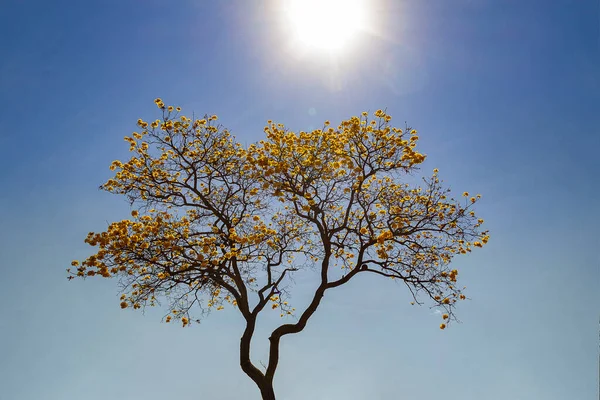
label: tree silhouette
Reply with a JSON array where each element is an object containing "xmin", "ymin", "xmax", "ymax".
[{"xmin": 69, "ymin": 99, "xmax": 489, "ymax": 400}]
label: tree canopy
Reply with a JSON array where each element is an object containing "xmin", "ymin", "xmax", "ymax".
[{"xmin": 69, "ymin": 99, "xmax": 489, "ymax": 399}]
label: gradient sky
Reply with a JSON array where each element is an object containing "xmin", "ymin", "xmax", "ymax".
[{"xmin": 1, "ymin": 0, "xmax": 599, "ymax": 399}]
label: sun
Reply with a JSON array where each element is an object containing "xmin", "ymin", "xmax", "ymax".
[{"xmin": 284, "ymin": 0, "xmax": 367, "ymax": 52}]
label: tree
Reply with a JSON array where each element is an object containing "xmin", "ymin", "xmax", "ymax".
[{"xmin": 69, "ymin": 99, "xmax": 489, "ymax": 400}]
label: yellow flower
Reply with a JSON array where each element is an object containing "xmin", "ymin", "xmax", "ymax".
[
  {"xmin": 131, "ymin": 210, "xmax": 139, "ymax": 218},
  {"xmin": 154, "ymin": 98, "xmax": 162, "ymax": 104},
  {"xmin": 181, "ymin": 317, "xmax": 189, "ymax": 326},
  {"xmin": 165, "ymin": 316, "xmax": 172, "ymax": 323},
  {"xmin": 440, "ymin": 323, "xmax": 446, "ymax": 330},
  {"xmin": 442, "ymin": 314, "xmax": 449, "ymax": 320},
  {"xmin": 462, "ymin": 192, "xmax": 469, "ymax": 197},
  {"xmin": 71, "ymin": 260, "xmax": 79, "ymax": 266},
  {"xmin": 360, "ymin": 227, "xmax": 368, "ymax": 234},
  {"xmin": 120, "ymin": 301, "xmax": 128, "ymax": 309},
  {"xmin": 272, "ymin": 303, "xmax": 278, "ymax": 309}
]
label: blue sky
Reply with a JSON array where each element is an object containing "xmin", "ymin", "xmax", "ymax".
[{"xmin": 1, "ymin": 0, "xmax": 599, "ymax": 399}]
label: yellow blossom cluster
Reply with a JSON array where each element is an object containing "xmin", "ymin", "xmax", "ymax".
[{"xmin": 69, "ymin": 100, "xmax": 489, "ymax": 329}]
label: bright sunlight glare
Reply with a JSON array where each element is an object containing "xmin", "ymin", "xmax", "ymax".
[{"xmin": 285, "ymin": 0, "xmax": 367, "ymax": 52}]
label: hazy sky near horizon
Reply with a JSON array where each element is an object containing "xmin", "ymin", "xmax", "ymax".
[{"xmin": 1, "ymin": 0, "xmax": 599, "ymax": 399}]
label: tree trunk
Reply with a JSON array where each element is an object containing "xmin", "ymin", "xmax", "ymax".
[
  {"xmin": 259, "ymin": 381, "xmax": 276, "ymax": 400},
  {"xmin": 240, "ymin": 316, "xmax": 277, "ymax": 400}
]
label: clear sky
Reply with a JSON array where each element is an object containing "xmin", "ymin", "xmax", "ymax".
[{"xmin": 1, "ymin": 0, "xmax": 599, "ymax": 399}]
